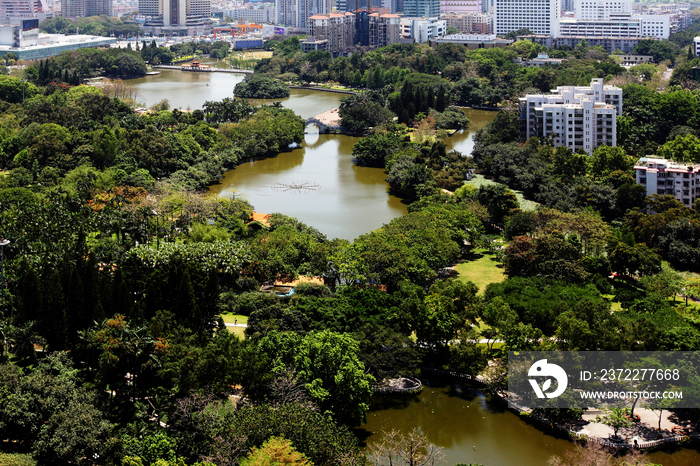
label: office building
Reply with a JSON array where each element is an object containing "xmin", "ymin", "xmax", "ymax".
[
  {"xmin": 559, "ymin": 13, "xmax": 669, "ymax": 40},
  {"xmin": 635, "ymin": 156, "xmax": 700, "ymax": 207},
  {"xmin": 430, "ymin": 32, "xmax": 511, "ymax": 49},
  {"xmin": 62, "ymin": 0, "xmax": 112, "ymax": 17},
  {"xmin": 354, "ymin": 9, "xmax": 369, "ymax": 45},
  {"xmin": 140, "ymin": 0, "xmax": 210, "ymax": 33},
  {"xmin": 400, "ymin": 17, "xmax": 445, "ymax": 43},
  {"xmin": 495, "ymin": 0, "xmax": 560, "ymax": 36},
  {"xmin": 404, "ymin": 0, "xmax": 439, "ymax": 19},
  {"xmin": 307, "ymin": 12, "xmax": 356, "ymax": 50},
  {"xmin": 1, "ymin": 0, "xmax": 52, "ymax": 23},
  {"xmin": 638, "ymin": 15, "xmax": 670, "ymax": 39},
  {"xmin": 368, "ymin": 12, "xmax": 400, "ymax": 47},
  {"xmin": 519, "ymin": 78, "xmax": 621, "ymax": 154},
  {"xmin": 574, "ymin": 0, "xmax": 631, "ymax": 20},
  {"xmin": 222, "ymin": 5, "xmax": 275, "ymax": 23},
  {"xmin": 519, "ymin": 34, "xmax": 643, "ymax": 52},
  {"xmin": 439, "ymin": 0, "xmax": 479, "ymax": 14}
]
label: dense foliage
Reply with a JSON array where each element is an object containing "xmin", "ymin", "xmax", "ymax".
[
  {"xmin": 3, "ymin": 26, "xmax": 700, "ymax": 464},
  {"xmin": 234, "ymin": 74, "xmax": 290, "ymax": 99}
]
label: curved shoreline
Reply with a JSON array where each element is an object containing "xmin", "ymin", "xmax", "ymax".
[{"xmin": 418, "ymin": 367, "xmax": 696, "ymax": 453}]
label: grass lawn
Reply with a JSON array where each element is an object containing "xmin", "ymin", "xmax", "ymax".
[
  {"xmin": 464, "ymin": 174, "xmax": 539, "ymax": 211},
  {"xmin": 452, "ymin": 248, "xmax": 506, "ymax": 294},
  {"xmin": 232, "ymin": 51, "xmax": 273, "ymax": 59},
  {"xmin": 227, "ymin": 326, "xmax": 246, "ymax": 339},
  {"xmin": 221, "ymin": 314, "xmax": 248, "ymax": 325}
]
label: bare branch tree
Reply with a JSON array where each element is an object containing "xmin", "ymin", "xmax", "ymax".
[{"xmin": 370, "ymin": 429, "xmax": 444, "ymax": 466}]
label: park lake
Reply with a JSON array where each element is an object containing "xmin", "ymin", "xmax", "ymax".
[{"xmin": 128, "ymin": 68, "xmax": 700, "ymax": 465}]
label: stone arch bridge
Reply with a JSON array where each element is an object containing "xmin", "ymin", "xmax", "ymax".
[{"xmin": 305, "ymin": 108, "xmax": 346, "ymax": 133}]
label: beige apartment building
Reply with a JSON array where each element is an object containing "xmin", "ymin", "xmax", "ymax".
[
  {"xmin": 440, "ymin": 12, "xmax": 492, "ymax": 33},
  {"xmin": 307, "ymin": 12, "xmax": 356, "ymax": 51}
]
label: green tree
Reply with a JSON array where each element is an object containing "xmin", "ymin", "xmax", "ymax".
[
  {"xmin": 417, "ymin": 279, "xmax": 479, "ymax": 347},
  {"xmin": 235, "ymin": 75, "xmax": 290, "ymax": 99},
  {"xmin": 257, "ymin": 330, "xmax": 375, "ymax": 423},
  {"xmin": 658, "ymin": 134, "xmax": 700, "ymax": 163},
  {"xmin": 595, "ymin": 407, "xmax": 632, "ymax": 437}
]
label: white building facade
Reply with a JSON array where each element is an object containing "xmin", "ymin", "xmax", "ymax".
[
  {"xmin": 559, "ymin": 13, "xmax": 669, "ymax": 39},
  {"xmin": 400, "ymin": 17, "xmax": 446, "ymax": 42},
  {"xmin": 635, "ymin": 157, "xmax": 700, "ymax": 207},
  {"xmin": 519, "ymin": 78, "xmax": 621, "ymax": 155},
  {"xmin": 574, "ymin": 0, "xmax": 631, "ymax": 20},
  {"xmin": 494, "ymin": 0, "xmax": 560, "ymax": 36}
]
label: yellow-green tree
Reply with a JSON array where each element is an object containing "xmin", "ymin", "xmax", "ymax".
[{"xmin": 240, "ymin": 437, "xmax": 312, "ymax": 466}]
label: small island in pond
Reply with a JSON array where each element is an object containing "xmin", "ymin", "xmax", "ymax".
[{"xmin": 234, "ymin": 74, "xmax": 290, "ymax": 99}]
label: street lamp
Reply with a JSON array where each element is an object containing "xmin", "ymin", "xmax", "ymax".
[{"xmin": 0, "ymin": 239, "xmax": 9, "ymax": 316}]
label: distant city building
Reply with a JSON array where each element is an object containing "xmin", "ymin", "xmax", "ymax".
[
  {"xmin": 61, "ymin": 0, "xmax": 112, "ymax": 18},
  {"xmin": 140, "ymin": 0, "xmax": 210, "ymax": 34},
  {"xmin": 519, "ymin": 78, "xmax": 621, "ymax": 155},
  {"xmin": 614, "ymin": 53, "xmax": 654, "ymax": 64},
  {"xmin": 0, "ymin": 25, "xmax": 115, "ymax": 58},
  {"xmin": 494, "ymin": 0, "xmax": 560, "ymax": 36},
  {"xmin": 440, "ymin": 12, "xmax": 491, "ymax": 33},
  {"xmin": 635, "ymin": 156, "xmax": 700, "ymax": 207},
  {"xmin": 307, "ymin": 12, "xmax": 355, "ymax": 51},
  {"xmin": 1, "ymin": 0, "xmax": 52, "ymax": 23},
  {"xmin": 275, "ymin": 0, "xmax": 331, "ymax": 31},
  {"xmin": 513, "ymin": 53, "xmax": 567, "ymax": 67},
  {"xmin": 574, "ymin": 0, "xmax": 631, "ymax": 20},
  {"xmin": 222, "ymin": 5, "xmax": 274, "ymax": 23},
  {"xmin": 400, "ymin": 17, "xmax": 445, "ymax": 43},
  {"xmin": 300, "ymin": 36, "xmax": 328, "ymax": 51},
  {"xmin": 353, "ymin": 9, "xmax": 369, "ymax": 46},
  {"xmin": 519, "ymin": 33, "xmax": 645, "ymax": 53},
  {"xmin": 430, "ymin": 32, "xmax": 511, "ymax": 49},
  {"xmin": 404, "ymin": 0, "xmax": 439, "ymax": 19},
  {"xmin": 368, "ymin": 11, "xmax": 400, "ymax": 47},
  {"xmin": 439, "ymin": 0, "xmax": 479, "ymax": 14},
  {"xmin": 558, "ymin": 14, "xmax": 669, "ymax": 40}
]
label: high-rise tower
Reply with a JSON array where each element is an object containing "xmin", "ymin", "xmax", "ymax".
[{"xmin": 404, "ymin": 0, "xmax": 439, "ymax": 18}]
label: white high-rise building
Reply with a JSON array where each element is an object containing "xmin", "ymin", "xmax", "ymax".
[
  {"xmin": 574, "ymin": 0, "xmax": 631, "ymax": 20},
  {"xmin": 519, "ymin": 78, "xmax": 622, "ymax": 155},
  {"xmin": 638, "ymin": 15, "xmax": 670, "ymax": 39},
  {"xmin": 275, "ymin": 0, "xmax": 331, "ymax": 30},
  {"xmin": 494, "ymin": 0, "xmax": 560, "ymax": 36},
  {"xmin": 559, "ymin": 12, "xmax": 670, "ymax": 39},
  {"xmin": 400, "ymin": 17, "xmax": 446, "ymax": 42}
]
